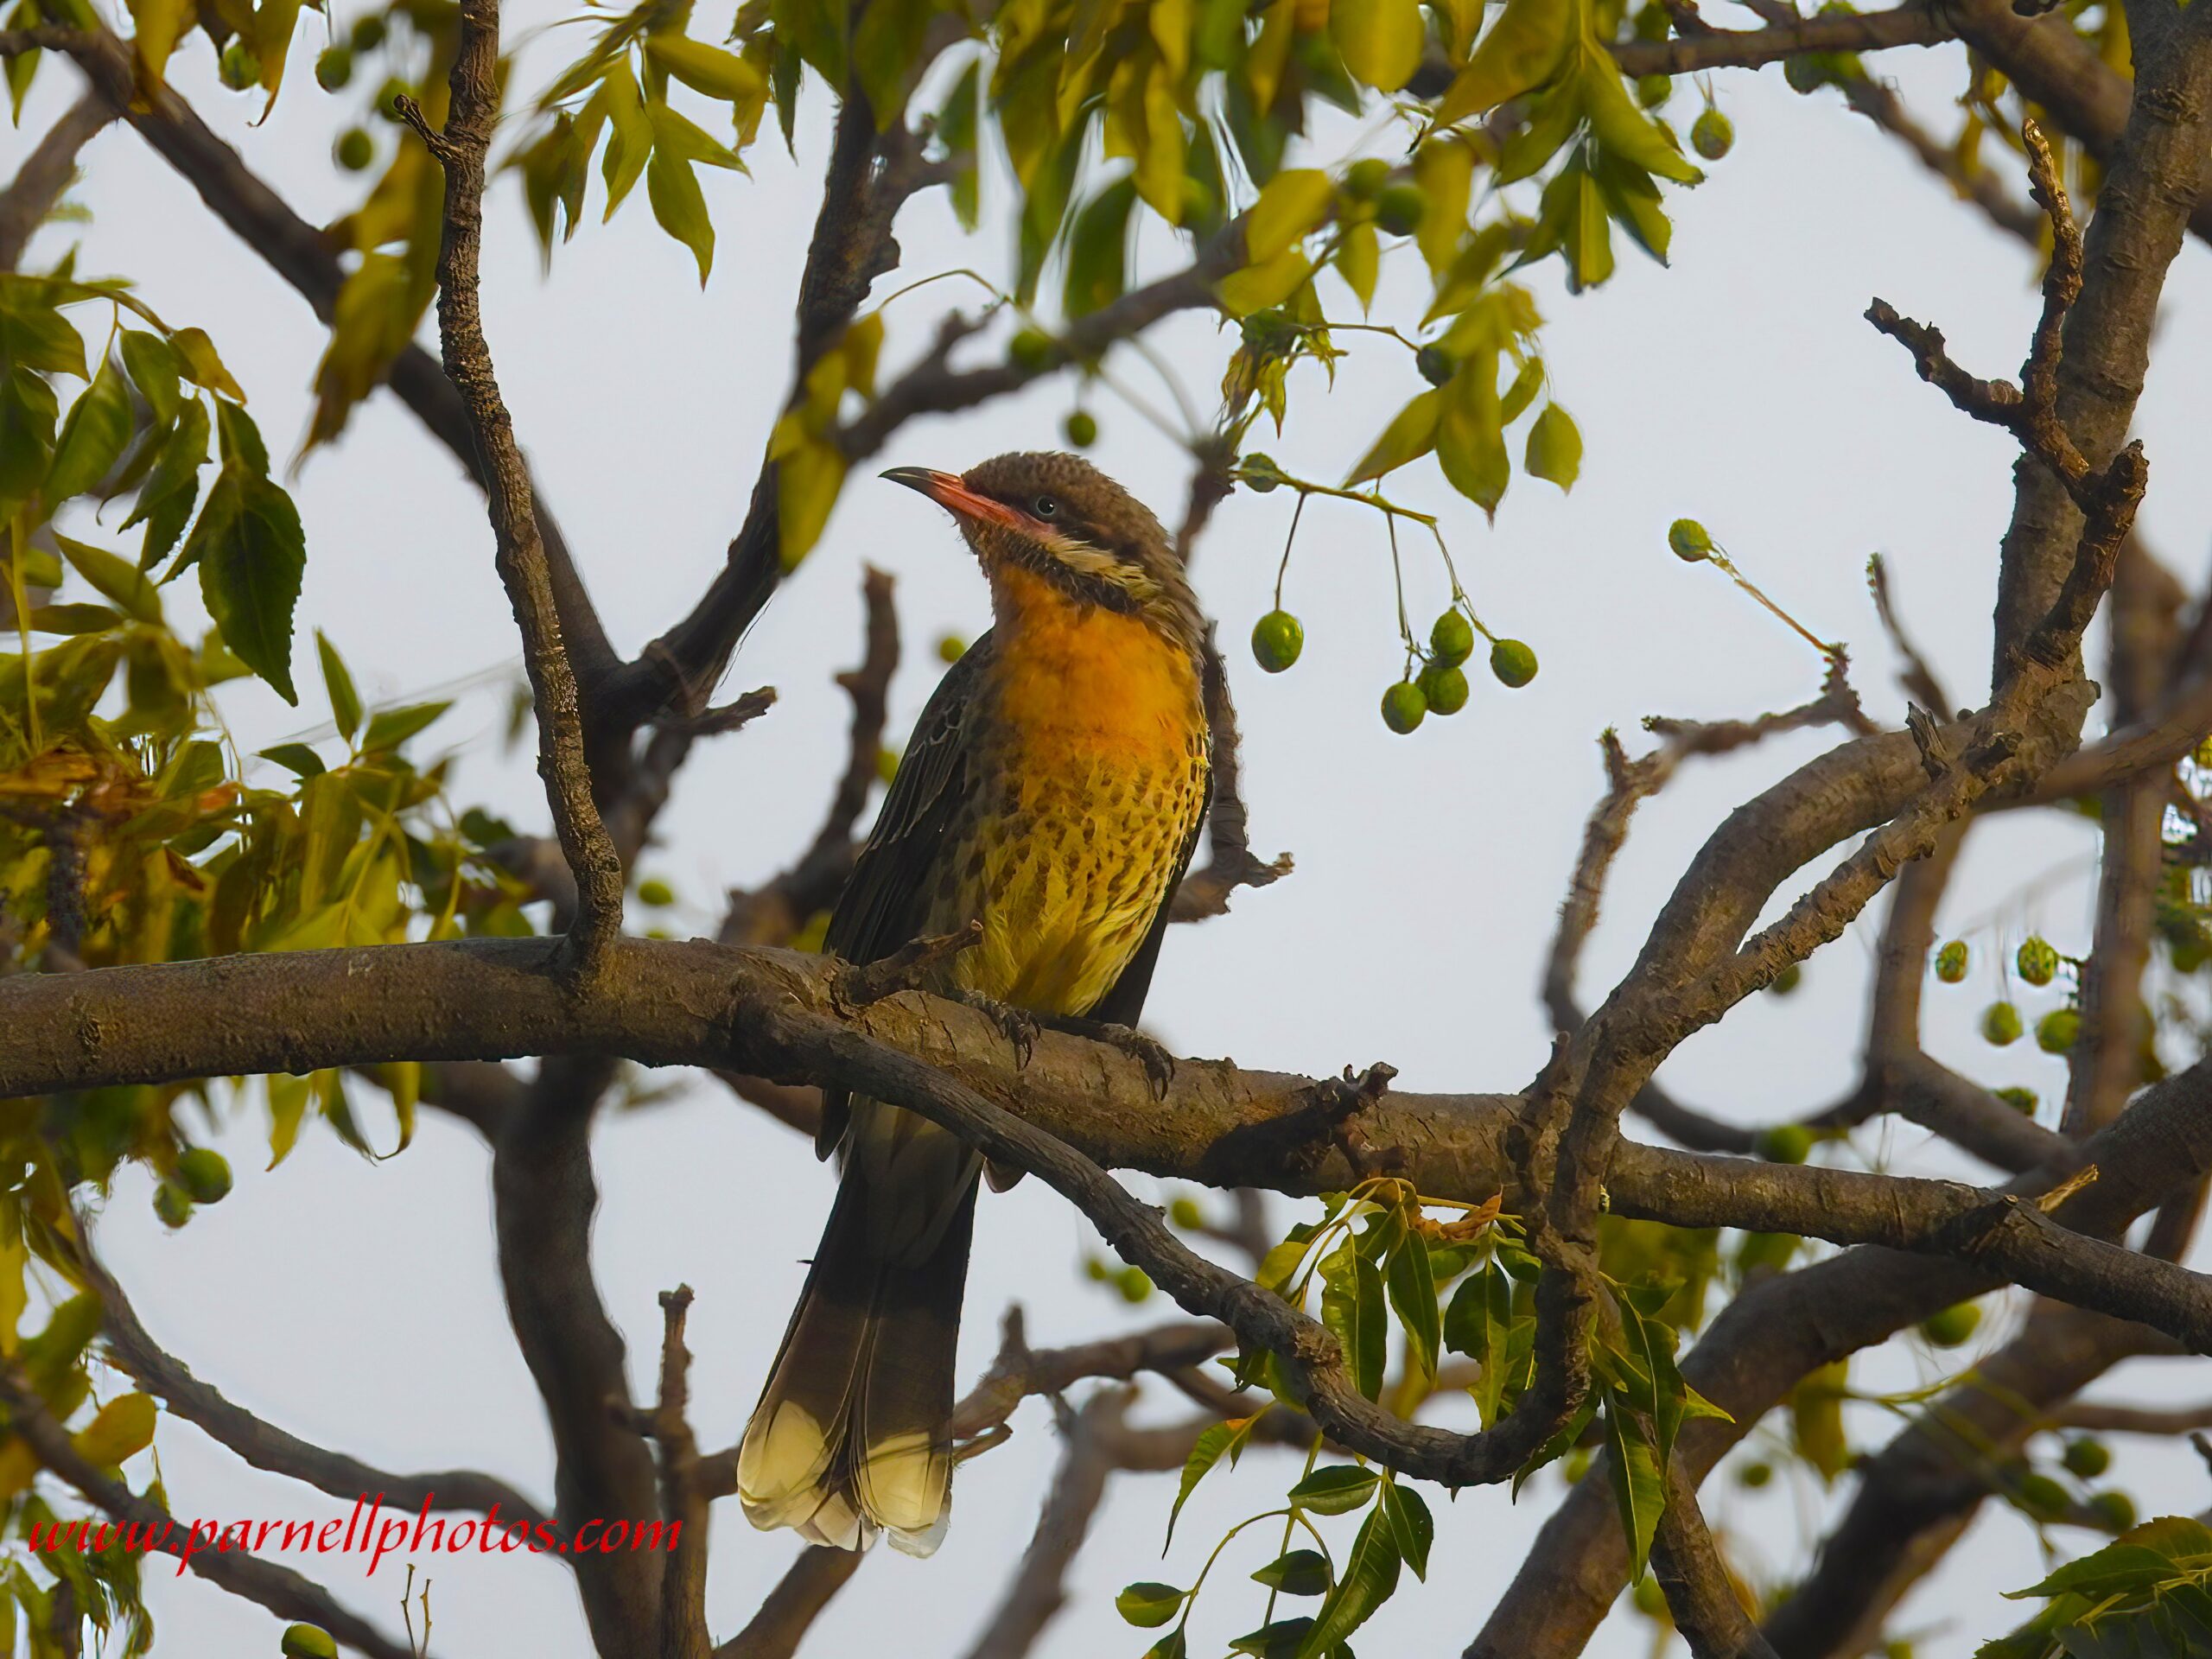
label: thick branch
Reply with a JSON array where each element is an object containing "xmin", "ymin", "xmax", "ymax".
[
  {"xmin": 0, "ymin": 90, "xmax": 109, "ymax": 272},
  {"xmin": 1650, "ymin": 1457, "xmax": 1778, "ymax": 1659}
]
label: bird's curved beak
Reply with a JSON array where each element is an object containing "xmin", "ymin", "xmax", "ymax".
[{"xmin": 880, "ymin": 467, "xmax": 1027, "ymax": 533}]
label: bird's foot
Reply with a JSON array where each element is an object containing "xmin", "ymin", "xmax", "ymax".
[
  {"xmin": 1052, "ymin": 1017, "xmax": 1175, "ymax": 1099},
  {"xmin": 950, "ymin": 990, "xmax": 1040, "ymax": 1067}
]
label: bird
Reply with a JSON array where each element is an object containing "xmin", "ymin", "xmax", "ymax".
[{"xmin": 736, "ymin": 451, "xmax": 1213, "ymax": 1556}]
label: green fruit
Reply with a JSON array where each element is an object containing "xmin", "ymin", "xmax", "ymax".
[
  {"xmin": 315, "ymin": 44, "xmax": 353, "ymax": 90},
  {"xmin": 1755, "ymin": 1123, "xmax": 1814, "ymax": 1165},
  {"xmin": 636, "ymin": 878, "xmax": 675, "ymax": 907},
  {"xmin": 2017, "ymin": 937, "xmax": 2059, "ymax": 987},
  {"xmin": 1919, "ymin": 1302, "xmax": 1981, "ymax": 1348},
  {"xmin": 218, "ymin": 39, "xmax": 261, "ymax": 89},
  {"xmin": 936, "ymin": 632, "xmax": 967, "ymax": 664},
  {"xmin": 2062, "ymin": 1437, "xmax": 2111, "ymax": 1479},
  {"xmin": 349, "ymin": 13, "xmax": 388, "ymax": 49},
  {"xmin": 1691, "ymin": 108, "xmax": 1733, "ymax": 160},
  {"xmin": 1251, "ymin": 610, "xmax": 1304, "ymax": 674},
  {"xmin": 1008, "ymin": 328, "xmax": 1054, "ymax": 372},
  {"xmin": 2036, "ymin": 1007, "xmax": 2081, "ymax": 1054},
  {"xmin": 282, "ymin": 1626, "xmax": 340, "ymax": 1659},
  {"xmin": 1116, "ymin": 1265, "xmax": 1152, "ymax": 1304},
  {"xmin": 1564, "ymin": 1446, "xmax": 1593, "ymax": 1485},
  {"xmin": 1490, "ymin": 639, "xmax": 1538, "ymax": 688},
  {"xmin": 1668, "ymin": 518, "xmax": 1713, "ymax": 562},
  {"xmin": 1783, "ymin": 53, "xmax": 1827, "ymax": 93},
  {"xmin": 1630, "ymin": 1571, "xmax": 1666, "ymax": 1618},
  {"xmin": 1935, "ymin": 940, "xmax": 1968, "ymax": 983},
  {"xmin": 1982, "ymin": 1001, "xmax": 2023, "ymax": 1046},
  {"xmin": 153, "ymin": 1182, "xmax": 194, "ymax": 1230},
  {"xmin": 1343, "ymin": 157, "xmax": 1391, "ymax": 200},
  {"xmin": 2088, "ymin": 1491, "xmax": 2137, "ymax": 1533},
  {"xmin": 1381, "ymin": 680, "xmax": 1427, "ymax": 734},
  {"xmin": 1737, "ymin": 1460, "xmax": 1774, "ymax": 1489},
  {"xmin": 1168, "ymin": 1196, "xmax": 1204, "ymax": 1230},
  {"xmin": 1768, "ymin": 962, "xmax": 1802, "ymax": 995},
  {"xmin": 1375, "ymin": 181, "xmax": 1429, "ymax": 238},
  {"xmin": 175, "ymin": 1147, "xmax": 232, "ymax": 1205},
  {"xmin": 1063, "ymin": 410, "xmax": 1097, "ymax": 448},
  {"xmin": 1419, "ymin": 664, "xmax": 1469, "ymax": 716},
  {"xmin": 1084, "ymin": 1255, "xmax": 1111, "ymax": 1281},
  {"xmin": 1637, "ymin": 73, "xmax": 1672, "ymax": 108},
  {"xmin": 1430, "ymin": 610, "xmax": 1475, "ymax": 666},
  {"xmin": 1994, "ymin": 1086, "xmax": 2038, "ymax": 1116},
  {"xmin": 2017, "ymin": 1472, "xmax": 2070, "ymax": 1521},
  {"xmin": 1240, "ymin": 310, "xmax": 1295, "ymax": 352},
  {"xmin": 874, "ymin": 746, "xmax": 899, "ymax": 785},
  {"xmin": 334, "ymin": 127, "xmax": 375, "ymax": 171},
  {"xmin": 372, "ymin": 76, "xmax": 411, "ymax": 121},
  {"xmin": 1416, "ymin": 345, "xmax": 1455, "ymax": 387},
  {"xmin": 1240, "ymin": 452, "xmax": 1285, "ymax": 493}
]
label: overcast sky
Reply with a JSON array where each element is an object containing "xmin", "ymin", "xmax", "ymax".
[{"xmin": 10, "ymin": 6, "xmax": 2212, "ymax": 1656}]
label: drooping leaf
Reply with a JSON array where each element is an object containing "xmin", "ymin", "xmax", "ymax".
[
  {"xmin": 1605, "ymin": 1391, "xmax": 1666, "ymax": 1583},
  {"xmin": 73, "ymin": 1392, "xmax": 157, "ymax": 1467},
  {"xmin": 169, "ymin": 326, "xmax": 245, "ymax": 402},
  {"xmin": 120, "ymin": 395, "xmax": 207, "ymax": 567},
  {"xmin": 55, "ymin": 535, "xmax": 161, "ymax": 623},
  {"xmin": 1437, "ymin": 352, "xmax": 1508, "ymax": 517},
  {"xmin": 46, "ymin": 356, "xmax": 133, "ymax": 502},
  {"xmin": 1251, "ymin": 1548, "xmax": 1332, "ymax": 1597},
  {"xmin": 643, "ymin": 31, "xmax": 766, "ymax": 102},
  {"xmin": 1294, "ymin": 1504, "xmax": 1402, "ymax": 1657},
  {"xmin": 1384, "ymin": 1233, "xmax": 1440, "ymax": 1384},
  {"xmin": 316, "ymin": 630, "xmax": 362, "ymax": 741},
  {"xmin": 1245, "ymin": 168, "xmax": 1334, "ymax": 264},
  {"xmin": 1287, "ymin": 1464, "xmax": 1380, "ymax": 1516},
  {"xmin": 1332, "ymin": 0, "xmax": 1423, "ymax": 92},
  {"xmin": 1115, "ymin": 1581, "xmax": 1185, "ymax": 1629},
  {"xmin": 1526, "ymin": 402, "xmax": 1582, "ymax": 491},
  {"xmin": 1380, "ymin": 1478, "xmax": 1433, "ymax": 1580},
  {"xmin": 1064, "ymin": 175, "xmax": 1137, "ymax": 319},
  {"xmin": 1436, "ymin": 0, "xmax": 1573, "ymax": 124},
  {"xmin": 193, "ymin": 473, "xmax": 303, "ymax": 702},
  {"xmin": 1320, "ymin": 1247, "xmax": 1388, "ymax": 1401},
  {"xmin": 118, "ymin": 329, "xmax": 182, "ymax": 425},
  {"xmin": 1344, "ymin": 389, "xmax": 1440, "ymax": 485}
]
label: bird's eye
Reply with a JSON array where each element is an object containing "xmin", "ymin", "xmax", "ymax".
[{"xmin": 1034, "ymin": 496, "xmax": 1058, "ymax": 518}]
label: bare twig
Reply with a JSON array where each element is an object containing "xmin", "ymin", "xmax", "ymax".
[
  {"xmin": 711, "ymin": 1548, "xmax": 862, "ymax": 1659},
  {"xmin": 0, "ymin": 90, "xmax": 109, "ymax": 272}
]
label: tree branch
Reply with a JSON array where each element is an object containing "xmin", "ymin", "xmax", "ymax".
[
  {"xmin": 0, "ymin": 89, "xmax": 109, "ymax": 273},
  {"xmin": 1650, "ymin": 1457, "xmax": 1777, "ymax": 1659},
  {"xmin": 711, "ymin": 1547, "xmax": 861, "ymax": 1659}
]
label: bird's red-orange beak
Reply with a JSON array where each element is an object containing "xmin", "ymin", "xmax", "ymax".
[{"xmin": 880, "ymin": 467, "xmax": 1031, "ymax": 534}]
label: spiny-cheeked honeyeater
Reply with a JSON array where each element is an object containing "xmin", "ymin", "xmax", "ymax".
[{"xmin": 737, "ymin": 452, "xmax": 1212, "ymax": 1555}]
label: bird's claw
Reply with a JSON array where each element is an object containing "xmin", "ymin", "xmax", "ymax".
[
  {"xmin": 955, "ymin": 991, "xmax": 1039, "ymax": 1067},
  {"xmin": 1098, "ymin": 1024, "xmax": 1176, "ymax": 1099}
]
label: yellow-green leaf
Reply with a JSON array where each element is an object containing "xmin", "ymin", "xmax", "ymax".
[
  {"xmin": 56, "ymin": 535, "xmax": 161, "ymax": 623},
  {"xmin": 1438, "ymin": 353, "xmax": 1508, "ymax": 516},
  {"xmin": 1583, "ymin": 54, "xmax": 1701, "ymax": 183},
  {"xmin": 1526, "ymin": 402, "xmax": 1581, "ymax": 490},
  {"xmin": 1217, "ymin": 248, "xmax": 1314, "ymax": 317},
  {"xmin": 169, "ymin": 327, "xmax": 245, "ymax": 403},
  {"xmin": 73, "ymin": 1392, "xmax": 156, "ymax": 1467},
  {"xmin": 126, "ymin": 0, "xmax": 194, "ymax": 84},
  {"xmin": 1335, "ymin": 220, "xmax": 1379, "ymax": 311},
  {"xmin": 1435, "ymin": 0, "xmax": 1573, "ymax": 124},
  {"xmin": 1413, "ymin": 138, "xmax": 1474, "ymax": 274},
  {"xmin": 1344, "ymin": 389, "xmax": 1439, "ymax": 485},
  {"xmin": 1332, "ymin": 0, "xmax": 1423, "ymax": 92},
  {"xmin": 643, "ymin": 32, "xmax": 766, "ymax": 103},
  {"xmin": 647, "ymin": 144, "xmax": 714, "ymax": 283},
  {"xmin": 601, "ymin": 60, "xmax": 653, "ymax": 219},
  {"xmin": 1245, "ymin": 168, "xmax": 1333, "ymax": 263},
  {"xmin": 776, "ymin": 431, "xmax": 845, "ymax": 569}
]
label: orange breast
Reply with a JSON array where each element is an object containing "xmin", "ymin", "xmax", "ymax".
[{"xmin": 985, "ymin": 563, "xmax": 1203, "ymax": 765}]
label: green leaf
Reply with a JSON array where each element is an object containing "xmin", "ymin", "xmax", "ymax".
[
  {"xmin": 1251, "ymin": 1548, "xmax": 1332, "ymax": 1597},
  {"xmin": 1115, "ymin": 1582, "xmax": 1185, "ymax": 1629},
  {"xmin": 0, "ymin": 285, "xmax": 86, "ymax": 378},
  {"xmin": 258, "ymin": 742, "xmax": 327, "ymax": 779},
  {"xmin": 1334, "ymin": 220, "xmax": 1379, "ymax": 313},
  {"xmin": 317, "ymin": 630, "xmax": 362, "ymax": 741},
  {"xmin": 1512, "ymin": 1390, "xmax": 1596, "ymax": 1497},
  {"xmin": 643, "ymin": 32, "xmax": 766, "ymax": 102},
  {"xmin": 170, "ymin": 327, "xmax": 246, "ymax": 403},
  {"xmin": 361, "ymin": 700, "xmax": 451, "ymax": 753},
  {"xmin": 0, "ymin": 365, "xmax": 58, "ymax": 508},
  {"xmin": 194, "ymin": 474, "xmax": 304, "ymax": 703},
  {"xmin": 55, "ymin": 535, "xmax": 161, "ymax": 623},
  {"xmin": 1143, "ymin": 1631, "xmax": 1189, "ymax": 1659},
  {"xmin": 26, "ymin": 602, "xmax": 121, "ymax": 634},
  {"xmin": 1526, "ymin": 402, "xmax": 1581, "ymax": 491},
  {"xmin": 1583, "ymin": 53, "xmax": 1701, "ymax": 184},
  {"xmin": 1287, "ymin": 1464, "xmax": 1380, "ymax": 1516},
  {"xmin": 1436, "ymin": 0, "xmax": 1573, "ymax": 124},
  {"xmin": 73, "ymin": 1392, "xmax": 156, "ymax": 1467},
  {"xmin": 1320, "ymin": 1247, "xmax": 1387, "ymax": 1400},
  {"xmin": 1229, "ymin": 1619, "xmax": 1313, "ymax": 1659},
  {"xmin": 1413, "ymin": 138, "xmax": 1476, "ymax": 275},
  {"xmin": 120, "ymin": 396, "xmax": 207, "ymax": 567},
  {"xmin": 770, "ymin": 416, "xmax": 846, "ymax": 569},
  {"xmin": 1344, "ymin": 389, "xmax": 1440, "ymax": 485},
  {"xmin": 1380, "ymin": 1478, "xmax": 1433, "ymax": 1580},
  {"xmin": 1499, "ymin": 356, "xmax": 1544, "ymax": 424},
  {"xmin": 1385, "ymin": 1234, "xmax": 1440, "ymax": 1384},
  {"xmin": 1605, "ymin": 1391, "xmax": 1666, "ymax": 1583},
  {"xmin": 1332, "ymin": 0, "xmax": 1422, "ymax": 92},
  {"xmin": 1217, "ymin": 250, "xmax": 1315, "ymax": 319},
  {"xmin": 1245, "ymin": 168, "xmax": 1334, "ymax": 264},
  {"xmin": 1166, "ymin": 1409, "xmax": 1262, "ymax": 1546},
  {"xmin": 646, "ymin": 127, "xmax": 715, "ymax": 283},
  {"xmin": 46, "ymin": 356, "xmax": 132, "ymax": 502},
  {"xmin": 601, "ymin": 60, "xmax": 654, "ymax": 219},
  {"xmin": 119, "ymin": 330, "xmax": 182, "ymax": 425},
  {"xmin": 1438, "ymin": 353, "xmax": 1508, "ymax": 517},
  {"xmin": 1295, "ymin": 1505, "xmax": 1402, "ymax": 1658},
  {"xmin": 1064, "ymin": 175, "xmax": 1137, "ymax": 320},
  {"xmin": 213, "ymin": 397, "xmax": 270, "ymax": 475}
]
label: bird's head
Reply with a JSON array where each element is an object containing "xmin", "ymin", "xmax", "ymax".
[{"xmin": 882, "ymin": 452, "xmax": 1205, "ymax": 658}]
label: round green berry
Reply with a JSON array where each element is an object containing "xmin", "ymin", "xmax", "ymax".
[
  {"xmin": 1251, "ymin": 610, "xmax": 1304, "ymax": 674},
  {"xmin": 2016, "ymin": 937, "xmax": 2059, "ymax": 987},
  {"xmin": 1008, "ymin": 328, "xmax": 1054, "ymax": 372},
  {"xmin": 1737, "ymin": 1459, "xmax": 1773, "ymax": 1489},
  {"xmin": 1981, "ymin": 1001, "xmax": 2023, "ymax": 1046},
  {"xmin": 1430, "ymin": 610, "xmax": 1475, "ymax": 666},
  {"xmin": 282, "ymin": 1626, "xmax": 340, "ymax": 1659},
  {"xmin": 1381, "ymin": 680, "xmax": 1427, "ymax": 734},
  {"xmin": 1490, "ymin": 639, "xmax": 1538, "ymax": 688},
  {"xmin": 2062, "ymin": 1437, "xmax": 2111, "ymax": 1479},
  {"xmin": 315, "ymin": 44, "xmax": 353, "ymax": 90},
  {"xmin": 1755, "ymin": 1123, "xmax": 1814, "ymax": 1165},
  {"xmin": 1691, "ymin": 108, "xmax": 1734, "ymax": 160},
  {"xmin": 1783, "ymin": 53, "xmax": 1827, "ymax": 93},
  {"xmin": 1084, "ymin": 1255, "xmax": 1111, "ymax": 1281},
  {"xmin": 218, "ymin": 39, "xmax": 261, "ymax": 89},
  {"xmin": 1116, "ymin": 1265, "xmax": 1153, "ymax": 1304},
  {"xmin": 936, "ymin": 632, "xmax": 967, "ymax": 664},
  {"xmin": 1419, "ymin": 664, "xmax": 1469, "ymax": 716},
  {"xmin": 1637, "ymin": 73, "xmax": 1672, "ymax": 108},
  {"xmin": 1375, "ymin": 181, "xmax": 1429, "ymax": 238},
  {"xmin": 1416, "ymin": 344, "xmax": 1455, "ymax": 387},
  {"xmin": 2017, "ymin": 1472, "xmax": 2071, "ymax": 1521},
  {"xmin": 334, "ymin": 126, "xmax": 375, "ymax": 171},
  {"xmin": 1343, "ymin": 157, "xmax": 1391, "ymax": 200},
  {"xmin": 1994, "ymin": 1086, "xmax": 2038, "ymax": 1116},
  {"xmin": 1668, "ymin": 518, "xmax": 1713, "ymax": 562},
  {"xmin": 1168, "ymin": 1196, "xmax": 1205, "ymax": 1230},
  {"xmin": 636, "ymin": 878, "xmax": 675, "ymax": 907},
  {"xmin": 2088, "ymin": 1491, "xmax": 2137, "ymax": 1533},
  {"xmin": 1063, "ymin": 410, "xmax": 1097, "ymax": 448},
  {"xmin": 1935, "ymin": 940, "xmax": 1968, "ymax": 983},
  {"xmin": 2036, "ymin": 1007, "xmax": 2081, "ymax": 1054},
  {"xmin": 153, "ymin": 1181, "xmax": 194, "ymax": 1230},
  {"xmin": 349, "ymin": 13, "xmax": 388, "ymax": 50},
  {"xmin": 1565, "ymin": 1446, "xmax": 1594, "ymax": 1486},
  {"xmin": 1919, "ymin": 1301, "xmax": 1981, "ymax": 1348},
  {"xmin": 175, "ymin": 1147, "xmax": 232, "ymax": 1205},
  {"xmin": 1768, "ymin": 962, "xmax": 1802, "ymax": 996},
  {"xmin": 1240, "ymin": 452, "xmax": 1285, "ymax": 493},
  {"xmin": 372, "ymin": 76, "xmax": 411, "ymax": 120}
]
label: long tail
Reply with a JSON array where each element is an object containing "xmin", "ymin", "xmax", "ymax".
[{"xmin": 738, "ymin": 1105, "xmax": 979, "ymax": 1555}]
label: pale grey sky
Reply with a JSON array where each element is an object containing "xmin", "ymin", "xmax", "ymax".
[{"xmin": 8, "ymin": 7, "xmax": 2212, "ymax": 1656}]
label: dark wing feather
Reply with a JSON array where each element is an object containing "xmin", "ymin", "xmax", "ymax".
[
  {"xmin": 814, "ymin": 635, "xmax": 995, "ymax": 1158},
  {"xmin": 1086, "ymin": 766, "xmax": 1212, "ymax": 1029}
]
